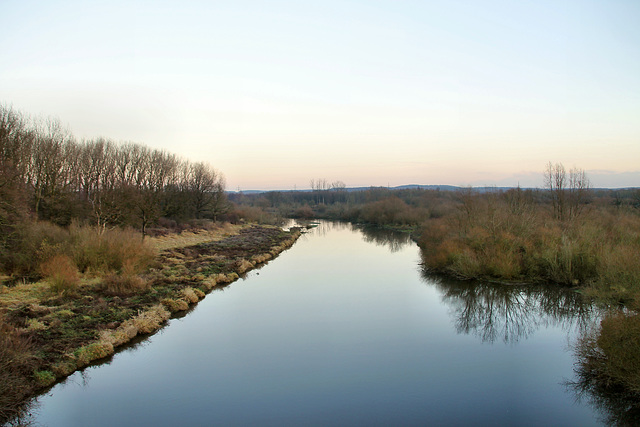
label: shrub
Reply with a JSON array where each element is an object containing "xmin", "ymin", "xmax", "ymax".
[
  {"xmin": 39, "ymin": 254, "xmax": 80, "ymax": 294},
  {"xmin": 3, "ymin": 221, "xmax": 71, "ymax": 275},
  {"xmin": 70, "ymin": 225, "xmax": 155, "ymax": 274}
]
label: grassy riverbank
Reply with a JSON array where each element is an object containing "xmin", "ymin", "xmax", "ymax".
[{"xmin": 0, "ymin": 222, "xmax": 300, "ymax": 424}]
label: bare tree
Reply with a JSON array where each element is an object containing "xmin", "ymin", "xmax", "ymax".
[
  {"xmin": 544, "ymin": 162, "xmax": 566, "ymax": 221},
  {"xmin": 27, "ymin": 117, "xmax": 75, "ymax": 219},
  {"xmin": 568, "ymin": 166, "xmax": 591, "ymax": 219},
  {"xmin": 544, "ymin": 162, "xmax": 590, "ymax": 221},
  {"xmin": 185, "ymin": 162, "xmax": 224, "ymax": 219}
]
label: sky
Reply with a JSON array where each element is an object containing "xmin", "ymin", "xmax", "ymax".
[{"xmin": 1, "ymin": 0, "xmax": 639, "ymax": 190}]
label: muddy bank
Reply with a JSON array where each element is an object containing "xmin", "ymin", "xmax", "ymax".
[{"xmin": 0, "ymin": 224, "xmax": 301, "ymax": 425}]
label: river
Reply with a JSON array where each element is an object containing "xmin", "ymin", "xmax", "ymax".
[{"xmin": 24, "ymin": 221, "xmax": 604, "ymax": 426}]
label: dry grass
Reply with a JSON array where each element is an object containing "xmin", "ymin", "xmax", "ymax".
[
  {"xmin": 99, "ymin": 269, "xmax": 150, "ymax": 296},
  {"xmin": 251, "ymin": 253, "xmax": 272, "ymax": 264},
  {"xmin": 149, "ymin": 223, "xmax": 242, "ymax": 251},
  {"xmin": 0, "ymin": 281, "xmax": 49, "ymax": 309},
  {"xmin": 0, "ymin": 318, "xmax": 36, "ymax": 422},
  {"xmin": 131, "ymin": 304, "xmax": 170, "ymax": 334},
  {"xmin": 74, "ymin": 342, "xmax": 114, "ymax": 368},
  {"xmin": 161, "ymin": 298, "xmax": 189, "ymax": 312},
  {"xmin": 99, "ymin": 325, "xmax": 138, "ymax": 348},
  {"xmin": 234, "ymin": 259, "xmax": 254, "ymax": 275},
  {"xmin": 181, "ymin": 287, "xmax": 200, "ymax": 304}
]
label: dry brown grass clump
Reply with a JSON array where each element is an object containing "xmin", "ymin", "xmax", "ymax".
[
  {"xmin": 99, "ymin": 322, "xmax": 139, "ymax": 347},
  {"xmin": 132, "ymin": 304, "xmax": 170, "ymax": 334},
  {"xmin": 149, "ymin": 223, "xmax": 242, "ymax": 251},
  {"xmin": 251, "ymin": 253, "xmax": 272, "ymax": 264},
  {"xmin": 99, "ymin": 259, "xmax": 150, "ymax": 296},
  {"xmin": 0, "ymin": 318, "xmax": 36, "ymax": 422},
  {"xmin": 181, "ymin": 287, "xmax": 200, "ymax": 304},
  {"xmin": 74, "ymin": 342, "xmax": 114, "ymax": 368},
  {"xmin": 39, "ymin": 254, "xmax": 80, "ymax": 294},
  {"xmin": 233, "ymin": 259, "xmax": 254, "ymax": 275},
  {"xmin": 161, "ymin": 298, "xmax": 189, "ymax": 313}
]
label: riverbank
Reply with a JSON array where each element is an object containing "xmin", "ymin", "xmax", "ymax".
[{"xmin": 0, "ymin": 223, "xmax": 301, "ymax": 424}]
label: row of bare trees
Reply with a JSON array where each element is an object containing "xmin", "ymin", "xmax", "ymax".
[{"xmin": 0, "ymin": 104, "xmax": 227, "ymax": 237}]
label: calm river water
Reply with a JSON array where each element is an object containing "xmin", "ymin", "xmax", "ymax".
[{"xmin": 27, "ymin": 221, "xmax": 604, "ymax": 426}]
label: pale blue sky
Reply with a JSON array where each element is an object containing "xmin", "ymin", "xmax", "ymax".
[{"xmin": 1, "ymin": 0, "xmax": 639, "ymax": 189}]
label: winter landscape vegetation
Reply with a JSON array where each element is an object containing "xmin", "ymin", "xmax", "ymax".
[{"xmin": 1, "ymin": 1, "xmax": 639, "ymax": 425}]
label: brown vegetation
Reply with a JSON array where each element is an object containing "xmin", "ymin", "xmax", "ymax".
[{"xmin": 417, "ymin": 190, "xmax": 640, "ymax": 302}]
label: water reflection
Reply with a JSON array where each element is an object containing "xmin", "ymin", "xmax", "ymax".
[
  {"xmin": 357, "ymin": 225, "xmax": 413, "ymax": 253},
  {"xmin": 568, "ymin": 312, "xmax": 640, "ymax": 426},
  {"xmin": 424, "ymin": 273, "xmax": 601, "ymax": 344}
]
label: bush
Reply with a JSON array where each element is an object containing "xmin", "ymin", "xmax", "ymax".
[
  {"xmin": 3, "ymin": 221, "xmax": 71, "ymax": 276},
  {"xmin": 39, "ymin": 254, "xmax": 80, "ymax": 294},
  {"xmin": 70, "ymin": 224, "xmax": 155, "ymax": 274}
]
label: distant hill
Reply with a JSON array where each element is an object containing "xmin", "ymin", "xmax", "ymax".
[
  {"xmin": 228, "ymin": 185, "xmax": 636, "ymax": 195},
  {"xmin": 229, "ymin": 184, "xmax": 523, "ymax": 194}
]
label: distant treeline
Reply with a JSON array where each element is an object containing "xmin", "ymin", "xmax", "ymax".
[
  {"xmin": 0, "ymin": 104, "xmax": 227, "ymax": 232},
  {"xmin": 232, "ymin": 170, "xmax": 640, "ymax": 298},
  {"xmin": 230, "ymin": 180, "xmax": 640, "ymax": 227},
  {"xmin": 0, "ymin": 103, "xmax": 229, "ymax": 277}
]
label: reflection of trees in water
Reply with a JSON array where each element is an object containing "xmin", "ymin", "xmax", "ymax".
[
  {"xmin": 357, "ymin": 225, "xmax": 412, "ymax": 253},
  {"xmin": 290, "ymin": 220, "xmax": 350, "ymax": 237},
  {"xmin": 568, "ymin": 312, "xmax": 640, "ymax": 426},
  {"xmin": 422, "ymin": 267, "xmax": 640, "ymax": 423},
  {"xmin": 568, "ymin": 347, "xmax": 640, "ymax": 426},
  {"xmin": 423, "ymin": 271, "xmax": 600, "ymax": 344}
]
